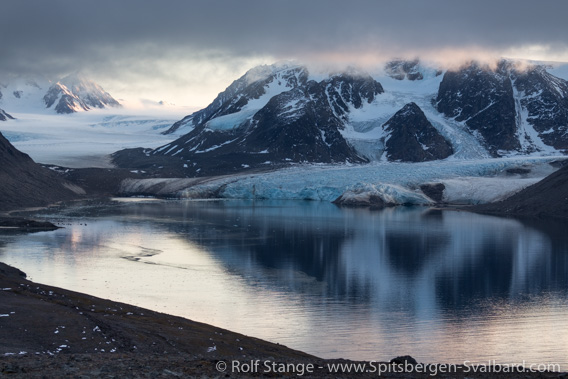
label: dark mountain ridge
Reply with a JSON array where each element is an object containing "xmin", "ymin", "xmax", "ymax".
[
  {"xmin": 436, "ymin": 60, "xmax": 568, "ymax": 156},
  {"xmin": 382, "ymin": 102, "xmax": 453, "ymax": 162},
  {"xmin": 0, "ymin": 108, "xmax": 14, "ymax": 121},
  {"xmin": 0, "ymin": 132, "xmax": 83, "ymax": 211},
  {"xmin": 471, "ymin": 162, "xmax": 568, "ymax": 219}
]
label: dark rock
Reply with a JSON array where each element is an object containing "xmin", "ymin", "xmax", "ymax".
[
  {"xmin": 420, "ymin": 183, "xmax": 446, "ymax": 202},
  {"xmin": 332, "ymin": 191, "xmax": 391, "ymax": 208},
  {"xmin": 436, "ymin": 61, "xmax": 519, "ymax": 156},
  {"xmin": 0, "ymin": 217, "xmax": 59, "ymax": 231},
  {"xmin": 506, "ymin": 167, "xmax": 531, "ymax": 175},
  {"xmin": 1, "ymin": 364, "xmax": 23, "ymax": 374},
  {"xmin": 382, "ymin": 103, "xmax": 453, "ymax": 162},
  {"xmin": 471, "ymin": 164, "xmax": 568, "ymax": 219},
  {"xmin": 436, "ymin": 60, "xmax": 568, "ymax": 155},
  {"xmin": 0, "ymin": 131, "xmax": 83, "ymax": 211},
  {"xmin": 0, "ymin": 264, "xmax": 26, "ymax": 278},
  {"xmin": 390, "ymin": 355, "xmax": 418, "ymax": 366},
  {"xmin": 322, "ymin": 70, "xmax": 384, "ymax": 116},
  {"xmin": 550, "ymin": 159, "xmax": 568, "ymax": 168},
  {"xmin": 512, "ymin": 65, "xmax": 568, "ymax": 150},
  {"xmin": 0, "ymin": 108, "xmax": 14, "ymax": 121}
]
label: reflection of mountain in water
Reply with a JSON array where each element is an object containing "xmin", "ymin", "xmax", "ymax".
[
  {"xmin": 23, "ymin": 200, "xmax": 568, "ymax": 316},
  {"xmin": 139, "ymin": 200, "xmax": 568, "ymax": 315}
]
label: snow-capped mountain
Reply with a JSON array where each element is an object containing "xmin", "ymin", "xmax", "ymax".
[
  {"xmin": 435, "ymin": 60, "xmax": 568, "ymax": 156},
  {"xmin": 114, "ymin": 63, "xmax": 388, "ymax": 175},
  {"xmin": 164, "ymin": 63, "xmax": 310, "ymax": 135},
  {"xmin": 43, "ymin": 73, "xmax": 120, "ymax": 114},
  {"xmin": 113, "ymin": 59, "xmax": 568, "ymax": 177},
  {"xmin": 0, "ymin": 73, "xmax": 120, "ymax": 115}
]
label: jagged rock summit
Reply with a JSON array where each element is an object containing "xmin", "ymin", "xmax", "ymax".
[
  {"xmin": 436, "ymin": 60, "xmax": 568, "ymax": 156},
  {"xmin": 114, "ymin": 63, "xmax": 386, "ymax": 176}
]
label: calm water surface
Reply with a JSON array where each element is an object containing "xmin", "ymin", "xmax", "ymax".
[{"xmin": 1, "ymin": 199, "xmax": 568, "ymax": 366}]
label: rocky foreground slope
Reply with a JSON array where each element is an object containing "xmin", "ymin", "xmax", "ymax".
[
  {"xmin": 0, "ymin": 131, "xmax": 83, "ymax": 211},
  {"xmin": 1, "ymin": 262, "xmax": 565, "ymax": 378},
  {"xmin": 471, "ymin": 162, "xmax": 568, "ymax": 219},
  {"xmin": 0, "ymin": 262, "xmax": 312, "ymax": 377}
]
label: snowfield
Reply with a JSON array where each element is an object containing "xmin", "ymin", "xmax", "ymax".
[{"xmin": 0, "ymin": 107, "xmax": 190, "ymax": 168}]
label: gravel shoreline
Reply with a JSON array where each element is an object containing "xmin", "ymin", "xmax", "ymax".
[{"xmin": 2, "ymin": 262, "xmax": 567, "ymax": 378}]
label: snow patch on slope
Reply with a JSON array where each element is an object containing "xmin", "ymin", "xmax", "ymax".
[
  {"xmin": 205, "ymin": 66, "xmax": 305, "ymax": 131},
  {"xmin": 512, "ymin": 83, "xmax": 558, "ymax": 155}
]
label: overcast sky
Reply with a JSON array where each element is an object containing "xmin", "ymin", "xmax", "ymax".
[{"xmin": 2, "ymin": 0, "xmax": 568, "ymax": 107}]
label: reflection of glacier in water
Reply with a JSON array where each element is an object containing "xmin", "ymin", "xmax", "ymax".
[{"xmin": 1, "ymin": 199, "xmax": 568, "ymax": 365}]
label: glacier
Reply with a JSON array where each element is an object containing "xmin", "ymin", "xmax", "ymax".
[
  {"xmin": 120, "ymin": 156, "xmax": 565, "ymax": 205},
  {"xmin": 0, "ymin": 107, "xmax": 187, "ymax": 168}
]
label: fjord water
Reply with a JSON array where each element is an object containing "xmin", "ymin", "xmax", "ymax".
[{"xmin": 1, "ymin": 199, "xmax": 568, "ymax": 366}]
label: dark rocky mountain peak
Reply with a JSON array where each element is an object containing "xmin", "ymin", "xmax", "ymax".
[
  {"xmin": 436, "ymin": 61, "xmax": 519, "ymax": 156},
  {"xmin": 0, "ymin": 108, "xmax": 14, "ymax": 121},
  {"xmin": 382, "ymin": 102, "xmax": 453, "ymax": 162},
  {"xmin": 320, "ymin": 71, "xmax": 384, "ymax": 122},
  {"xmin": 510, "ymin": 64, "xmax": 568, "ymax": 151},
  {"xmin": 163, "ymin": 63, "xmax": 309, "ymax": 134},
  {"xmin": 436, "ymin": 60, "xmax": 568, "ymax": 155}
]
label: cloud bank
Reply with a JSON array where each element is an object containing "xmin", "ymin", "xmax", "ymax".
[{"xmin": 2, "ymin": 0, "xmax": 568, "ymax": 105}]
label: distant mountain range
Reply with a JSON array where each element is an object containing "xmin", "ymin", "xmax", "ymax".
[
  {"xmin": 113, "ymin": 59, "xmax": 568, "ymax": 177},
  {"xmin": 0, "ymin": 73, "xmax": 120, "ymax": 116}
]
